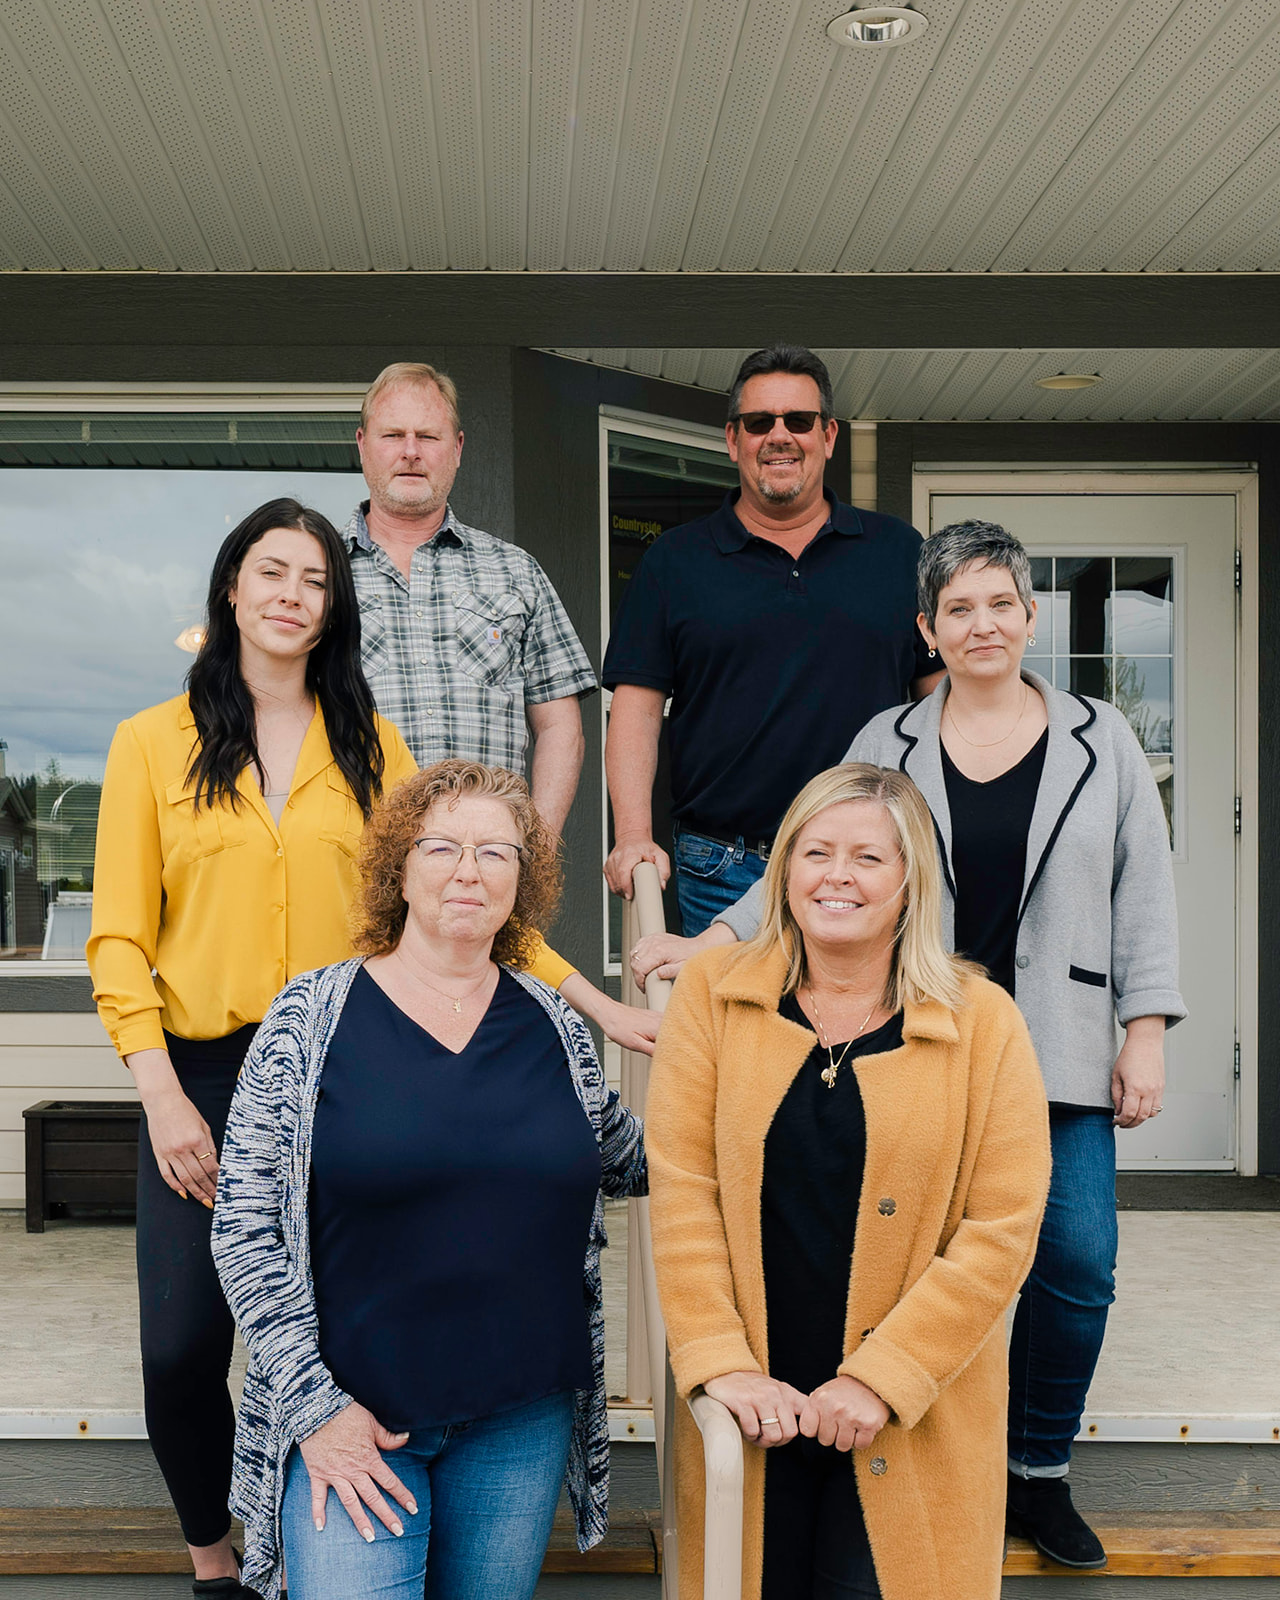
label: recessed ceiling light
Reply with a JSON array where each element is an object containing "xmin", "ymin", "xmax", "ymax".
[
  {"xmin": 1034, "ymin": 373, "xmax": 1102, "ymax": 391},
  {"xmin": 826, "ymin": 7, "xmax": 929, "ymax": 47}
]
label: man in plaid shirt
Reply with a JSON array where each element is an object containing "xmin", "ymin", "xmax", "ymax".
[
  {"xmin": 345, "ymin": 361, "xmax": 598, "ymax": 837},
  {"xmin": 343, "ymin": 363, "xmax": 659, "ymax": 1055}
]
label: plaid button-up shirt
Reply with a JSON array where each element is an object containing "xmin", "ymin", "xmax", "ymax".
[{"xmin": 343, "ymin": 503, "xmax": 597, "ymax": 770}]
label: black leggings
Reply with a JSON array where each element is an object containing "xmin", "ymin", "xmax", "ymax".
[
  {"xmin": 762, "ymin": 1436, "xmax": 882, "ymax": 1600},
  {"xmin": 136, "ymin": 1027, "xmax": 255, "ymax": 1548}
]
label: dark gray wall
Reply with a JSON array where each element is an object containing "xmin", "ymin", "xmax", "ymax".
[{"xmin": 880, "ymin": 421, "xmax": 1280, "ymax": 1174}]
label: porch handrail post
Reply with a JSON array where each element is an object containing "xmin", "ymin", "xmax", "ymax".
[
  {"xmin": 620, "ymin": 888, "xmax": 653, "ymax": 1408},
  {"xmin": 689, "ymin": 1389, "xmax": 745, "ymax": 1600},
  {"xmin": 625, "ymin": 863, "xmax": 743, "ymax": 1600},
  {"xmin": 621, "ymin": 862, "xmax": 681, "ymax": 1595}
]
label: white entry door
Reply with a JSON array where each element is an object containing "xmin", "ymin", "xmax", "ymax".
[{"xmin": 914, "ymin": 473, "xmax": 1257, "ymax": 1171}]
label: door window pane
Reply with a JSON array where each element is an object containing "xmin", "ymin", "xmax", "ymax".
[
  {"xmin": 1, "ymin": 461, "xmax": 365, "ymax": 959},
  {"xmin": 1029, "ymin": 554, "xmax": 1176, "ymax": 844},
  {"xmin": 1111, "ymin": 557, "xmax": 1173, "ymax": 655}
]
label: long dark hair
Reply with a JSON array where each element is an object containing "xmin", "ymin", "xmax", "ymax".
[{"xmin": 185, "ymin": 498, "xmax": 386, "ymax": 816}]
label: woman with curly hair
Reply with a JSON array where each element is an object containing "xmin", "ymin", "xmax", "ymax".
[{"xmin": 211, "ymin": 759, "xmax": 647, "ymax": 1600}]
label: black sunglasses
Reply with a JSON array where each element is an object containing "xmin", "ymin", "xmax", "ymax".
[{"xmin": 732, "ymin": 410, "xmax": 827, "ymax": 435}]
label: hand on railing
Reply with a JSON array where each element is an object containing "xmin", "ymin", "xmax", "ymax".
[
  {"xmin": 702, "ymin": 1370, "xmax": 807, "ymax": 1448},
  {"xmin": 605, "ymin": 835, "xmax": 672, "ymax": 897},
  {"xmin": 630, "ymin": 921, "xmax": 737, "ymax": 991}
]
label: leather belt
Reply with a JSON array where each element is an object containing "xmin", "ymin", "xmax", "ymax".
[{"xmin": 678, "ymin": 819, "xmax": 773, "ymax": 861}]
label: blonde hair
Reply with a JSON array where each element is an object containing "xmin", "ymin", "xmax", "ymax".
[
  {"xmin": 353, "ymin": 760, "xmax": 561, "ymax": 969},
  {"xmin": 740, "ymin": 763, "xmax": 975, "ymax": 1012},
  {"xmin": 360, "ymin": 362, "xmax": 461, "ymax": 436}
]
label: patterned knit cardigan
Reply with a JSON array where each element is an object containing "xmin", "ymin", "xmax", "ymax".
[{"xmin": 210, "ymin": 956, "xmax": 647, "ymax": 1600}]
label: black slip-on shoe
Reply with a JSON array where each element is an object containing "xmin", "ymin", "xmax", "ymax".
[{"xmin": 1005, "ymin": 1470, "xmax": 1107, "ymax": 1570}]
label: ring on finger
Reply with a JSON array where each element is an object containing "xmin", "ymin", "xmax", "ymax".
[
  {"xmin": 758, "ymin": 1416, "xmax": 780, "ymax": 1426},
  {"xmin": 196, "ymin": 1151, "xmax": 213, "ymax": 1161}
]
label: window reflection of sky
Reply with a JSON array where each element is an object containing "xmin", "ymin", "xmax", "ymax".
[{"xmin": 0, "ymin": 469, "xmax": 365, "ymax": 779}]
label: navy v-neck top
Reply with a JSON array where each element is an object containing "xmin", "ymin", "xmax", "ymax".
[{"xmin": 310, "ymin": 966, "xmax": 601, "ymax": 1430}]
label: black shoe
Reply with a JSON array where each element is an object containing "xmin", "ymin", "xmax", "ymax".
[
  {"xmin": 1006, "ymin": 1471, "xmax": 1107, "ymax": 1569},
  {"xmin": 193, "ymin": 1549, "xmax": 261, "ymax": 1599}
]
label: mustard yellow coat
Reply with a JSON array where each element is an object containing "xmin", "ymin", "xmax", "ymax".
[{"xmin": 646, "ymin": 944, "xmax": 1051, "ymax": 1600}]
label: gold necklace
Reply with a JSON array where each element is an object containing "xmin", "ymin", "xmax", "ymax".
[
  {"xmin": 805, "ymin": 987, "xmax": 878, "ymax": 1089},
  {"xmin": 945, "ymin": 682, "xmax": 1029, "ymax": 749},
  {"xmin": 394, "ymin": 952, "xmax": 493, "ymax": 1014}
]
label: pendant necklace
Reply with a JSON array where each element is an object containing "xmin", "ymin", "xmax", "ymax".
[
  {"xmin": 806, "ymin": 987, "xmax": 877, "ymax": 1089},
  {"xmin": 394, "ymin": 951, "xmax": 491, "ymax": 1013}
]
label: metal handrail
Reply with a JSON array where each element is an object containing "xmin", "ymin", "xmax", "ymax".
[{"xmin": 620, "ymin": 862, "xmax": 743, "ymax": 1600}]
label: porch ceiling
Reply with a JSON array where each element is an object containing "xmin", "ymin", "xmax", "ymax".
[
  {"xmin": 548, "ymin": 345, "xmax": 1280, "ymax": 421},
  {"xmin": 3, "ymin": 0, "xmax": 1280, "ymax": 275}
]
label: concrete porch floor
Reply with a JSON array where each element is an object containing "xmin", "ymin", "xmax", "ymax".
[{"xmin": 0, "ymin": 1207, "xmax": 1277, "ymax": 1439}]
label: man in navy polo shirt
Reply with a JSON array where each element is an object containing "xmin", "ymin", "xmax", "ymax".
[{"xmin": 602, "ymin": 344, "xmax": 941, "ymax": 934}]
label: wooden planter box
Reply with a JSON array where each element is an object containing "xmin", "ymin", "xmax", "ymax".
[{"xmin": 22, "ymin": 1101, "xmax": 140, "ymax": 1233}]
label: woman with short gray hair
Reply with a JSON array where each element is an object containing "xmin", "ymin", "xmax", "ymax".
[{"xmin": 633, "ymin": 518, "xmax": 1184, "ymax": 1571}]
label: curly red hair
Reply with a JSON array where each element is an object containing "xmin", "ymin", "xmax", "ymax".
[{"xmin": 353, "ymin": 761, "xmax": 562, "ymax": 967}]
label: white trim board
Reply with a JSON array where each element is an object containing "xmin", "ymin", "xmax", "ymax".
[{"xmin": 0, "ymin": 384, "xmax": 366, "ymax": 412}]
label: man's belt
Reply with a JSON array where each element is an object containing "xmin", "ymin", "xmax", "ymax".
[{"xmin": 678, "ymin": 818, "xmax": 774, "ymax": 860}]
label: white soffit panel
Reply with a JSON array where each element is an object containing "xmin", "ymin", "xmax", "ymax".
[
  {"xmin": 545, "ymin": 347, "xmax": 1280, "ymax": 422},
  {"xmin": 2, "ymin": 0, "xmax": 1280, "ymax": 272}
]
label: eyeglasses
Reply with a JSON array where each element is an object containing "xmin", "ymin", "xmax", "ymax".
[
  {"xmin": 411, "ymin": 837, "xmax": 524, "ymax": 870},
  {"xmin": 731, "ymin": 410, "xmax": 827, "ymax": 435}
]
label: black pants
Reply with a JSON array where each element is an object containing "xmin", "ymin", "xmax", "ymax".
[
  {"xmin": 136, "ymin": 1027, "xmax": 255, "ymax": 1548},
  {"xmin": 762, "ymin": 1436, "xmax": 882, "ymax": 1600}
]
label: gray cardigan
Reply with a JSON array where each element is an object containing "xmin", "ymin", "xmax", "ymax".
[
  {"xmin": 210, "ymin": 957, "xmax": 646, "ymax": 1600},
  {"xmin": 716, "ymin": 672, "xmax": 1185, "ymax": 1106}
]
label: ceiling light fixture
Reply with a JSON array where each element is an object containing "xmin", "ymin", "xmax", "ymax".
[
  {"xmin": 826, "ymin": 6, "xmax": 929, "ymax": 46},
  {"xmin": 1034, "ymin": 373, "xmax": 1102, "ymax": 391}
]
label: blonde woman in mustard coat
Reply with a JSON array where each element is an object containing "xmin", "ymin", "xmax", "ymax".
[{"xmin": 646, "ymin": 763, "xmax": 1051, "ymax": 1600}]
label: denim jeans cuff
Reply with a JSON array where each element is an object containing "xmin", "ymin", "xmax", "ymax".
[{"xmin": 1008, "ymin": 1457, "xmax": 1071, "ymax": 1480}]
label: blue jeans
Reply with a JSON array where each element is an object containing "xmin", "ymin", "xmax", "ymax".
[
  {"xmin": 674, "ymin": 827, "xmax": 768, "ymax": 936},
  {"xmin": 281, "ymin": 1391, "xmax": 575, "ymax": 1599},
  {"xmin": 1008, "ymin": 1113, "xmax": 1117, "ymax": 1476}
]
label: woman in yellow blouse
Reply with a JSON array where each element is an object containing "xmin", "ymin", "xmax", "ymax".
[
  {"xmin": 90, "ymin": 497, "xmax": 605, "ymax": 1599},
  {"xmin": 88, "ymin": 498, "xmax": 413, "ymax": 1596}
]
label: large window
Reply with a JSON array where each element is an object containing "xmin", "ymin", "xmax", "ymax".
[
  {"xmin": 598, "ymin": 411, "xmax": 738, "ymax": 971},
  {"xmin": 0, "ymin": 408, "xmax": 363, "ymax": 961}
]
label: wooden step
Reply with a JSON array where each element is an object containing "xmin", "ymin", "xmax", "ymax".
[
  {"xmin": 1003, "ymin": 1511, "xmax": 1280, "ymax": 1577},
  {"xmin": 0, "ymin": 1506, "xmax": 661, "ymax": 1577}
]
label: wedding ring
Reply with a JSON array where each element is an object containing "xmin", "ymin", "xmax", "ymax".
[
  {"xmin": 759, "ymin": 1416, "xmax": 780, "ymax": 1426},
  {"xmin": 196, "ymin": 1151, "xmax": 213, "ymax": 1161}
]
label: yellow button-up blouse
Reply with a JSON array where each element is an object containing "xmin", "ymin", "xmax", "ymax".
[{"xmin": 88, "ymin": 694, "xmax": 573, "ymax": 1057}]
